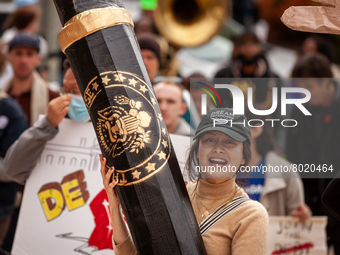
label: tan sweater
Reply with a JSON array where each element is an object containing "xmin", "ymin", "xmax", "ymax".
[{"xmin": 113, "ymin": 179, "xmax": 268, "ymax": 255}]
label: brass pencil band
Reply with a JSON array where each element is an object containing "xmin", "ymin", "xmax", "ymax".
[{"xmin": 58, "ymin": 8, "xmax": 134, "ymax": 53}]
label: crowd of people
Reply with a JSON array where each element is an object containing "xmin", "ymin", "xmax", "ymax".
[{"xmin": 0, "ymin": 1, "xmax": 340, "ymax": 255}]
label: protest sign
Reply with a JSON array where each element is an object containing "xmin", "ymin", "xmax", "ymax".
[
  {"xmin": 267, "ymin": 216, "xmax": 327, "ymax": 255},
  {"xmin": 11, "ymin": 117, "xmax": 190, "ymax": 255}
]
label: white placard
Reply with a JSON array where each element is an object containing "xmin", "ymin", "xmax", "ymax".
[
  {"xmin": 267, "ymin": 216, "xmax": 328, "ymax": 255},
  {"xmin": 11, "ymin": 118, "xmax": 190, "ymax": 255}
]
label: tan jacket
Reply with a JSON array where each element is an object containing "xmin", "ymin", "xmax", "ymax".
[{"xmin": 260, "ymin": 151, "xmax": 304, "ymax": 216}]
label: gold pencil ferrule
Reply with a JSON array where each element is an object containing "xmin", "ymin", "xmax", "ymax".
[{"xmin": 58, "ymin": 7, "xmax": 134, "ymax": 53}]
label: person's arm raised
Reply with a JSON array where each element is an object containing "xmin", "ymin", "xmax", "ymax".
[
  {"xmin": 100, "ymin": 155, "xmax": 137, "ymax": 255},
  {"xmin": 46, "ymin": 95, "xmax": 71, "ymax": 128},
  {"xmin": 4, "ymin": 96, "xmax": 71, "ymax": 184}
]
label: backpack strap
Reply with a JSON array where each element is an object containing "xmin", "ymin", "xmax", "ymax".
[{"xmin": 199, "ymin": 196, "xmax": 250, "ymax": 235}]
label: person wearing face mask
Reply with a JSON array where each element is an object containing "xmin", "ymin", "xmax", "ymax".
[
  {"xmin": 60, "ymin": 60, "xmax": 90, "ymax": 123},
  {"xmin": 66, "ymin": 93, "xmax": 90, "ymax": 122},
  {"xmin": 2, "ymin": 59, "xmax": 86, "ymax": 184}
]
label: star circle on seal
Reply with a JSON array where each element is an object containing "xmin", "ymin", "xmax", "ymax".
[{"xmin": 85, "ymin": 71, "xmax": 170, "ymax": 186}]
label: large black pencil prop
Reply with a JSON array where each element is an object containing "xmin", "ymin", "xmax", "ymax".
[{"xmin": 53, "ymin": 1, "xmax": 206, "ymax": 254}]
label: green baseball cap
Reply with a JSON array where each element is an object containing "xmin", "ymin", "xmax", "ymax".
[{"xmin": 194, "ymin": 108, "xmax": 251, "ymax": 145}]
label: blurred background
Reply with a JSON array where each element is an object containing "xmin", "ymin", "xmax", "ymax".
[
  {"xmin": 1, "ymin": 0, "xmax": 339, "ymax": 88},
  {"xmin": 1, "ymin": 1, "xmax": 340, "ymax": 254}
]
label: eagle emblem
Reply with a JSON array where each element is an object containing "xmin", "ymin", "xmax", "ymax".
[
  {"xmin": 86, "ymin": 70, "xmax": 169, "ymax": 185},
  {"xmin": 97, "ymin": 95, "xmax": 152, "ymax": 158}
]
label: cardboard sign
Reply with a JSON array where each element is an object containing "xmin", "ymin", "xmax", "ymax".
[
  {"xmin": 11, "ymin": 117, "xmax": 190, "ymax": 255},
  {"xmin": 281, "ymin": 0, "xmax": 340, "ymax": 35},
  {"xmin": 267, "ymin": 216, "xmax": 328, "ymax": 255}
]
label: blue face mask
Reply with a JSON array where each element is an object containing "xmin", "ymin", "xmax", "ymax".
[{"xmin": 68, "ymin": 95, "xmax": 90, "ymax": 122}]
